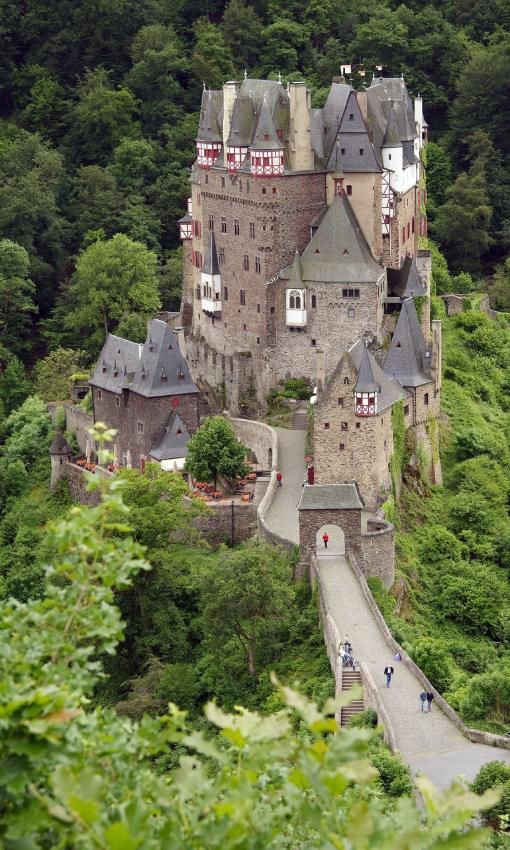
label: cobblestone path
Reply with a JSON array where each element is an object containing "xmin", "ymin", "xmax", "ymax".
[{"xmin": 264, "ymin": 427, "xmax": 510, "ymax": 789}]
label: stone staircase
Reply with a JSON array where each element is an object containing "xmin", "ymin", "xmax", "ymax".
[
  {"xmin": 340, "ymin": 668, "xmax": 365, "ymax": 727},
  {"xmin": 291, "ymin": 405, "xmax": 308, "ymax": 430}
]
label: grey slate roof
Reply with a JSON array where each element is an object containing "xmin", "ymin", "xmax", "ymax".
[
  {"xmin": 322, "ymin": 82, "xmax": 351, "ymax": 163},
  {"xmin": 326, "ymin": 133, "xmax": 380, "ymax": 173},
  {"xmin": 227, "ymin": 95, "xmax": 255, "ymax": 147},
  {"xmin": 354, "ymin": 342, "xmax": 380, "ymax": 394},
  {"xmin": 297, "ymin": 483, "xmax": 364, "ymax": 511},
  {"xmin": 197, "ymin": 90, "xmax": 223, "ymax": 143},
  {"xmin": 150, "ymin": 411, "xmax": 191, "ymax": 461},
  {"xmin": 383, "ymin": 298, "xmax": 432, "ymax": 387},
  {"xmin": 287, "ymin": 250, "xmax": 303, "ymax": 288},
  {"xmin": 310, "ymin": 109, "xmax": 325, "ymax": 160},
  {"xmin": 366, "ymin": 76, "xmax": 417, "ymax": 164},
  {"xmin": 90, "ymin": 334, "xmax": 142, "ymax": 394},
  {"xmin": 250, "ymin": 99, "xmax": 283, "ymax": 150},
  {"xmin": 285, "ymin": 194, "xmax": 383, "ymax": 284},
  {"xmin": 50, "ymin": 431, "xmax": 73, "ymax": 456},
  {"xmin": 387, "ymin": 256, "xmax": 427, "ymax": 298},
  {"xmin": 202, "ymin": 232, "xmax": 220, "ymax": 275},
  {"xmin": 130, "ymin": 320, "xmax": 198, "ymax": 398},
  {"xmin": 328, "ymin": 141, "xmax": 344, "ymax": 175},
  {"xmin": 348, "ymin": 340, "xmax": 408, "ymax": 413},
  {"xmin": 382, "ymin": 106, "xmax": 401, "ymax": 147},
  {"xmin": 91, "ymin": 320, "xmax": 198, "ymax": 398}
]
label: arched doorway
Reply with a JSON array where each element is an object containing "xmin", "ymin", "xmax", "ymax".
[
  {"xmin": 316, "ymin": 524, "xmax": 345, "ymax": 556},
  {"xmin": 268, "ymin": 447, "xmax": 273, "ymax": 469}
]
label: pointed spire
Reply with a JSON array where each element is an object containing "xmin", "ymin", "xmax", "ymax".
[
  {"xmin": 201, "ymin": 232, "xmax": 220, "ymax": 276},
  {"xmin": 197, "ymin": 90, "xmax": 222, "ymax": 143},
  {"xmin": 278, "ymin": 71, "xmax": 282, "ymax": 83},
  {"xmin": 355, "ymin": 342, "xmax": 380, "ymax": 394},
  {"xmin": 244, "ymin": 68, "xmax": 247, "ymax": 80},
  {"xmin": 382, "ymin": 104, "xmax": 401, "ymax": 148},
  {"xmin": 250, "ymin": 99, "xmax": 283, "ymax": 150},
  {"xmin": 288, "ymin": 249, "xmax": 303, "ymax": 288},
  {"xmin": 384, "ymin": 299, "xmax": 431, "ymax": 387}
]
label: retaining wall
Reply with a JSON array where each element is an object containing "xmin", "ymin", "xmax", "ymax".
[
  {"xmin": 59, "ymin": 462, "xmax": 113, "ymax": 507},
  {"xmin": 47, "ymin": 402, "xmax": 94, "ymax": 453}
]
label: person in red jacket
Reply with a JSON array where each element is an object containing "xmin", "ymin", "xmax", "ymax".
[
  {"xmin": 322, "ymin": 532, "xmax": 329, "ymax": 549},
  {"xmin": 276, "ymin": 471, "xmax": 282, "ymax": 486}
]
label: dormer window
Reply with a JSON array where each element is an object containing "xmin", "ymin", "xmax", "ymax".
[
  {"xmin": 178, "ymin": 368, "xmax": 185, "ymax": 381},
  {"xmin": 289, "ymin": 290, "xmax": 302, "ymax": 309},
  {"xmin": 161, "ymin": 369, "xmax": 167, "ymax": 382}
]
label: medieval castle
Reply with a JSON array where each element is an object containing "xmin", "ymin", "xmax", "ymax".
[{"xmin": 176, "ymin": 73, "xmax": 441, "ymax": 511}]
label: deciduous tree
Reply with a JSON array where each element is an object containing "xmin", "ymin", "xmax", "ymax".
[{"xmin": 184, "ymin": 415, "xmax": 249, "ymax": 487}]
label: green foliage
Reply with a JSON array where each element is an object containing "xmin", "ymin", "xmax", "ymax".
[
  {"xmin": 184, "ymin": 415, "xmax": 249, "ymax": 486},
  {"xmin": 64, "ymin": 233, "xmax": 161, "ymax": 353},
  {"xmin": 411, "ymin": 638, "xmax": 452, "ymax": 692},
  {"xmin": 0, "ymin": 454, "xmax": 501, "ymax": 846},
  {"xmin": 371, "ymin": 748, "xmax": 414, "ymax": 797},
  {"xmin": 390, "ymin": 400, "xmax": 406, "ymax": 491},
  {"xmin": 34, "ymin": 347, "xmax": 87, "ymax": 402},
  {"xmin": 0, "ymin": 239, "xmax": 37, "ymax": 353},
  {"xmin": 270, "ymin": 377, "xmax": 312, "ymax": 400}
]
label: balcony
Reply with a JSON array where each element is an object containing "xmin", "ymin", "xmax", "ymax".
[
  {"xmin": 286, "ymin": 308, "xmax": 307, "ymax": 327},
  {"xmin": 201, "ymin": 297, "xmax": 222, "ymax": 316}
]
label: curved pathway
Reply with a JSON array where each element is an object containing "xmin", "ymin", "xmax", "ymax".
[{"xmin": 265, "ymin": 426, "xmax": 510, "ymax": 789}]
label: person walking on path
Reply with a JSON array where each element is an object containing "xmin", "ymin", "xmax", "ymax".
[
  {"xmin": 384, "ymin": 665, "xmax": 394, "ymax": 688},
  {"xmin": 426, "ymin": 691, "xmax": 434, "ymax": 712},
  {"xmin": 322, "ymin": 532, "xmax": 329, "ymax": 549},
  {"xmin": 420, "ymin": 691, "xmax": 428, "ymax": 712},
  {"xmin": 276, "ymin": 471, "xmax": 282, "ymax": 487},
  {"xmin": 394, "ymin": 651, "xmax": 402, "ymax": 662}
]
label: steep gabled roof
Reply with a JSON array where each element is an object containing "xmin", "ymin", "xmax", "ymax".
[
  {"xmin": 202, "ymin": 232, "xmax": 220, "ymax": 276},
  {"xmin": 50, "ymin": 431, "xmax": 73, "ymax": 456},
  {"xmin": 130, "ymin": 319, "xmax": 198, "ymax": 398},
  {"xmin": 250, "ymin": 99, "xmax": 283, "ymax": 150},
  {"xmin": 384, "ymin": 298, "xmax": 431, "ymax": 387},
  {"xmin": 90, "ymin": 334, "xmax": 142, "ymax": 394},
  {"xmin": 322, "ymin": 82, "xmax": 351, "ymax": 162},
  {"xmin": 150, "ymin": 411, "xmax": 191, "ymax": 461},
  {"xmin": 297, "ymin": 194, "xmax": 383, "ymax": 284},
  {"xmin": 387, "ymin": 256, "xmax": 427, "ymax": 298},
  {"xmin": 197, "ymin": 89, "xmax": 223, "ymax": 143},
  {"xmin": 354, "ymin": 342, "xmax": 380, "ymax": 394},
  {"xmin": 227, "ymin": 95, "xmax": 255, "ymax": 147},
  {"xmin": 298, "ymin": 483, "xmax": 364, "ymax": 510},
  {"xmin": 328, "ymin": 141, "xmax": 344, "ymax": 175}
]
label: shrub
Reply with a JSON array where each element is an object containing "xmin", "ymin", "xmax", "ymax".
[
  {"xmin": 412, "ymin": 638, "xmax": 452, "ymax": 692},
  {"xmin": 371, "ymin": 749, "xmax": 414, "ymax": 797}
]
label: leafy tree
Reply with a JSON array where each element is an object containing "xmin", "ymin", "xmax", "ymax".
[
  {"xmin": 68, "ymin": 67, "xmax": 140, "ymax": 165},
  {"xmin": 0, "ymin": 239, "xmax": 37, "ymax": 353},
  {"xmin": 159, "ymin": 246, "xmax": 184, "ymax": 310},
  {"xmin": 33, "ymin": 347, "xmax": 87, "ymax": 402},
  {"xmin": 0, "ymin": 354, "xmax": 33, "ymax": 417},
  {"xmin": 0, "ymin": 460, "xmax": 500, "ymax": 846},
  {"xmin": 68, "ymin": 165, "xmax": 124, "ymax": 247},
  {"xmin": 411, "ymin": 637, "xmax": 452, "ymax": 692},
  {"xmin": 491, "ymin": 258, "xmax": 510, "ymax": 312},
  {"xmin": 192, "ymin": 19, "xmax": 235, "ymax": 90},
  {"xmin": 221, "ymin": 0, "xmax": 263, "ymax": 72},
  {"xmin": 63, "ymin": 233, "xmax": 160, "ymax": 353},
  {"xmin": 426, "ymin": 142, "xmax": 453, "ymax": 209},
  {"xmin": 350, "ymin": 7, "xmax": 408, "ymax": 69},
  {"xmin": 184, "ymin": 415, "xmax": 249, "ymax": 487},
  {"xmin": 200, "ymin": 540, "xmax": 295, "ymax": 674},
  {"xmin": 434, "ymin": 169, "xmax": 492, "ymax": 275},
  {"xmin": 258, "ymin": 18, "xmax": 308, "ymax": 76}
]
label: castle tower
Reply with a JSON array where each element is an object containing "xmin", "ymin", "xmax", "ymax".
[
  {"xmin": 49, "ymin": 430, "xmax": 73, "ymax": 490},
  {"xmin": 249, "ymin": 99, "xmax": 285, "ymax": 177},
  {"xmin": 200, "ymin": 232, "xmax": 222, "ymax": 316},
  {"xmin": 354, "ymin": 342, "xmax": 380, "ymax": 416},
  {"xmin": 196, "ymin": 90, "xmax": 223, "ymax": 168}
]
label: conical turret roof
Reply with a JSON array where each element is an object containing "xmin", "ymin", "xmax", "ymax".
[
  {"xmin": 328, "ymin": 141, "xmax": 344, "ymax": 175},
  {"xmin": 197, "ymin": 91, "xmax": 222, "ymax": 143},
  {"xmin": 382, "ymin": 105, "xmax": 401, "ymax": 148},
  {"xmin": 355, "ymin": 342, "xmax": 380, "ymax": 394},
  {"xmin": 202, "ymin": 232, "xmax": 220, "ymax": 276},
  {"xmin": 384, "ymin": 299, "xmax": 431, "ymax": 387},
  {"xmin": 50, "ymin": 431, "xmax": 73, "ymax": 456},
  {"xmin": 250, "ymin": 99, "xmax": 283, "ymax": 151},
  {"xmin": 227, "ymin": 96, "xmax": 255, "ymax": 147}
]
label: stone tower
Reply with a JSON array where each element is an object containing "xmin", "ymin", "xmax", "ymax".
[{"xmin": 49, "ymin": 431, "xmax": 73, "ymax": 490}]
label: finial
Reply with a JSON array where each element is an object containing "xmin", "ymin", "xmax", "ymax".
[
  {"xmin": 244, "ymin": 68, "xmax": 247, "ymax": 80},
  {"xmin": 203, "ymin": 81, "xmax": 206, "ymax": 91},
  {"xmin": 278, "ymin": 70, "xmax": 282, "ymax": 83}
]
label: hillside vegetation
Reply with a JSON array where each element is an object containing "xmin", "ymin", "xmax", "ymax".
[{"xmin": 372, "ymin": 309, "xmax": 510, "ymax": 732}]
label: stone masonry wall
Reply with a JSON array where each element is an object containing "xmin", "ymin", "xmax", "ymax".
[
  {"xmin": 229, "ymin": 417, "xmax": 276, "ymax": 472},
  {"xmin": 266, "ymin": 271, "xmax": 386, "ymax": 390},
  {"xmin": 192, "ymin": 500, "xmax": 257, "ymax": 546},
  {"xmin": 92, "ymin": 387, "xmax": 200, "ymax": 468},
  {"xmin": 299, "ymin": 507, "xmax": 362, "ymax": 569},
  {"xmin": 313, "ymin": 354, "xmax": 394, "ymax": 509},
  {"xmin": 48, "ymin": 402, "xmax": 94, "ymax": 454},
  {"xmin": 360, "ymin": 521, "xmax": 395, "ymax": 588}
]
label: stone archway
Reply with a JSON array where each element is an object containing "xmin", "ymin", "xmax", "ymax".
[{"xmin": 316, "ymin": 524, "xmax": 345, "ymax": 556}]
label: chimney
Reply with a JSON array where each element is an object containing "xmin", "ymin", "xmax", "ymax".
[
  {"xmin": 316, "ymin": 346, "xmax": 326, "ymax": 391},
  {"xmin": 223, "ymin": 81, "xmax": 240, "ymax": 150},
  {"xmin": 431, "ymin": 320, "xmax": 442, "ymax": 394},
  {"xmin": 288, "ymin": 82, "xmax": 313, "ymax": 171},
  {"xmin": 357, "ymin": 89, "xmax": 368, "ymax": 125},
  {"xmin": 173, "ymin": 326, "xmax": 187, "ymax": 360}
]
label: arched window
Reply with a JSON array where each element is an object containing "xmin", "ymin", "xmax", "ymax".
[
  {"xmin": 311, "ymin": 293, "xmax": 317, "ymax": 308},
  {"xmin": 344, "ymin": 377, "xmax": 350, "ymax": 385},
  {"xmin": 289, "ymin": 290, "xmax": 302, "ymax": 310}
]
